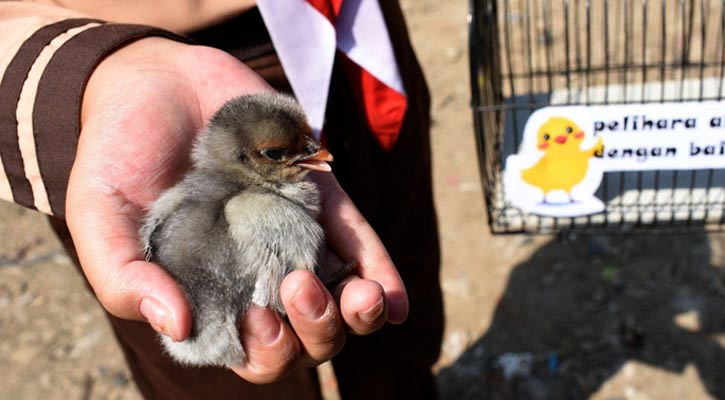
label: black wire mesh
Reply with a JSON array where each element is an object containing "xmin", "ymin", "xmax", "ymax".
[{"xmin": 470, "ymin": 0, "xmax": 725, "ymax": 234}]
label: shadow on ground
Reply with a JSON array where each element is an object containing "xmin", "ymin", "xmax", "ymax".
[{"xmin": 438, "ymin": 233, "xmax": 725, "ymax": 399}]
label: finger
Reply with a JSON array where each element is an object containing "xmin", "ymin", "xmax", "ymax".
[
  {"xmin": 66, "ymin": 176, "xmax": 192, "ymax": 342},
  {"xmin": 232, "ymin": 306, "xmax": 301, "ymax": 384},
  {"xmin": 281, "ymin": 270, "xmax": 345, "ymax": 366},
  {"xmin": 331, "ymin": 276, "xmax": 388, "ymax": 335},
  {"xmin": 312, "ymin": 172, "xmax": 409, "ymax": 324}
]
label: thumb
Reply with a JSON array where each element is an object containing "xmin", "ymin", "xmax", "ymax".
[
  {"xmin": 105, "ymin": 260, "xmax": 191, "ymax": 343},
  {"xmin": 66, "ymin": 177, "xmax": 192, "ymax": 342}
]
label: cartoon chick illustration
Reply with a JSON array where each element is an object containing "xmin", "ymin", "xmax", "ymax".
[{"xmin": 521, "ymin": 117, "xmax": 604, "ymax": 202}]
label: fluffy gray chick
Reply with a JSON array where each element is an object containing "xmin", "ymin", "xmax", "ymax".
[{"xmin": 139, "ymin": 93, "xmax": 334, "ymax": 368}]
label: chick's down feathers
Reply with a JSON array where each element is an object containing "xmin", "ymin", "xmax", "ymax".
[{"xmin": 139, "ymin": 93, "xmax": 335, "ymax": 368}]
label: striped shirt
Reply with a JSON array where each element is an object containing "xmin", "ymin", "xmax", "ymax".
[{"xmin": 0, "ymin": 2, "xmax": 220, "ymax": 218}]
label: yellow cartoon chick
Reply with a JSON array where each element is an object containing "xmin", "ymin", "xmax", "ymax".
[{"xmin": 521, "ymin": 117, "xmax": 603, "ymax": 202}]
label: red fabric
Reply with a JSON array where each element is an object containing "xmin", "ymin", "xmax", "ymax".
[
  {"xmin": 305, "ymin": 0, "xmax": 343, "ymax": 23},
  {"xmin": 339, "ymin": 53, "xmax": 407, "ymax": 151},
  {"xmin": 306, "ymin": 0, "xmax": 407, "ymax": 151}
]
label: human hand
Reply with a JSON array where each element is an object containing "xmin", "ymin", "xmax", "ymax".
[{"xmin": 66, "ymin": 37, "xmax": 407, "ymax": 383}]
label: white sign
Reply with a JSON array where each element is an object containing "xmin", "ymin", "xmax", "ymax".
[{"xmin": 504, "ymin": 101, "xmax": 725, "ymax": 217}]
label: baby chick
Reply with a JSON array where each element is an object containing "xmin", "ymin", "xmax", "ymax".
[
  {"xmin": 521, "ymin": 117, "xmax": 604, "ymax": 202},
  {"xmin": 139, "ymin": 93, "xmax": 336, "ymax": 368}
]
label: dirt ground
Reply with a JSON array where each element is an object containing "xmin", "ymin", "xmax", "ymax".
[{"xmin": 2, "ymin": 1, "xmax": 725, "ymax": 399}]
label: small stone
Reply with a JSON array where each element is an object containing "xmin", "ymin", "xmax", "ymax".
[
  {"xmin": 444, "ymin": 46, "xmax": 462, "ymax": 62},
  {"xmin": 113, "ymin": 372, "xmax": 129, "ymax": 387},
  {"xmin": 31, "ymin": 294, "xmax": 46, "ymax": 306},
  {"xmin": 441, "ymin": 277, "xmax": 472, "ymax": 298},
  {"xmin": 624, "ymin": 386, "xmax": 651, "ymax": 400},
  {"xmin": 442, "ymin": 330, "xmax": 469, "ymax": 360},
  {"xmin": 39, "ymin": 372, "xmax": 52, "ymax": 387},
  {"xmin": 674, "ymin": 310, "xmax": 700, "ymax": 332},
  {"xmin": 9, "ymin": 344, "xmax": 38, "ymax": 365},
  {"xmin": 52, "ymin": 252, "xmax": 72, "ymax": 265},
  {"xmin": 16, "ymin": 291, "xmax": 34, "ymax": 306},
  {"xmin": 496, "ymin": 352, "xmax": 534, "ymax": 380},
  {"xmin": 70, "ymin": 329, "xmax": 104, "ymax": 358}
]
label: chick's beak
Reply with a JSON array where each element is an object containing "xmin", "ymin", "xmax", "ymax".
[{"xmin": 295, "ymin": 147, "xmax": 334, "ymax": 172}]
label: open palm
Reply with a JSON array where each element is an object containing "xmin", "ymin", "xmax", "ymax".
[{"xmin": 65, "ymin": 38, "xmax": 407, "ymax": 383}]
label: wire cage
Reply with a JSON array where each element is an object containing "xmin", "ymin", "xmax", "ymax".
[{"xmin": 470, "ymin": 0, "xmax": 725, "ymax": 234}]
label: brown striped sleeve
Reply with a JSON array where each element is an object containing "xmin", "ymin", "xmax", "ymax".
[
  {"xmin": 0, "ymin": 18, "xmax": 102, "ymax": 213},
  {"xmin": 0, "ymin": 15, "xmax": 189, "ymax": 218}
]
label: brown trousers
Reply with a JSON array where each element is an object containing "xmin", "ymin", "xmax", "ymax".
[{"xmin": 51, "ymin": 3, "xmax": 443, "ymax": 399}]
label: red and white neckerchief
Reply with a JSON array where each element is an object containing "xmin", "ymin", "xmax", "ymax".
[{"xmin": 257, "ymin": 0, "xmax": 407, "ymax": 151}]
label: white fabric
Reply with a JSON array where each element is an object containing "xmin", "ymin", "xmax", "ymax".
[
  {"xmin": 257, "ymin": 1, "xmax": 336, "ymax": 139},
  {"xmin": 336, "ymin": 0, "xmax": 404, "ymax": 94},
  {"xmin": 257, "ymin": 0, "xmax": 405, "ymax": 140}
]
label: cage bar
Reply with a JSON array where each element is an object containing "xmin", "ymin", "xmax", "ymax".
[{"xmin": 469, "ymin": 0, "xmax": 725, "ymax": 233}]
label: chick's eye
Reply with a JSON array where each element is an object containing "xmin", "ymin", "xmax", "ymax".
[
  {"xmin": 306, "ymin": 144, "xmax": 319, "ymax": 155},
  {"xmin": 566, "ymin": 126, "xmax": 573, "ymax": 134},
  {"xmin": 261, "ymin": 148, "xmax": 285, "ymax": 161},
  {"xmin": 543, "ymin": 133, "xmax": 550, "ymax": 140}
]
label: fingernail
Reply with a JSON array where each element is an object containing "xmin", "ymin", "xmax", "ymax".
[
  {"xmin": 292, "ymin": 279, "xmax": 327, "ymax": 320},
  {"xmin": 359, "ymin": 297, "xmax": 385, "ymax": 324},
  {"xmin": 140, "ymin": 297, "xmax": 175, "ymax": 340},
  {"xmin": 245, "ymin": 306, "xmax": 283, "ymax": 345}
]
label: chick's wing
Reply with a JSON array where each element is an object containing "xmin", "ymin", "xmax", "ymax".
[{"xmin": 223, "ymin": 190, "xmax": 324, "ymax": 313}]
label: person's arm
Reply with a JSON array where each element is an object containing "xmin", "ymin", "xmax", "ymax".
[
  {"xmin": 0, "ymin": 2, "xmax": 193, "ymax": 217},
  {"xmin": 15, "ymin": 0, "xmax": 256, "ymax": 32},
  {"xmin": 1, "ymin": 2, "xmax": 407, "ymax": 382}
]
